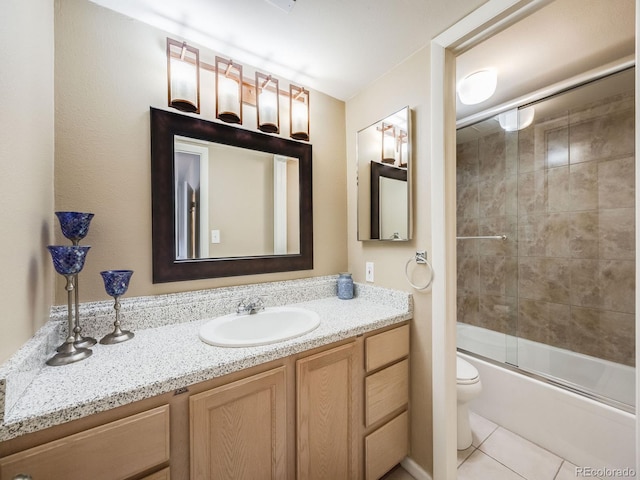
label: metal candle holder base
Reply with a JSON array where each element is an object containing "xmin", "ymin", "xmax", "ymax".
[
  {"xmin": 47, "ymin": 272, "xmax": 93, "ymax": 366},
  {"xmin": 100, "ymin": 293, "xmax": 134, "ymax": 345}
]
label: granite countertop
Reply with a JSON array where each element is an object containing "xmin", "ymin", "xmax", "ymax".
[{"xmin": 0, "ymin": 276, "xmax": 412, "ymax": 442}]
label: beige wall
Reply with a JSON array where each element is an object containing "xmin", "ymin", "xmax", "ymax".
[
  {"xmin": 0, "ymin": 0, "xmax": 55, "ymax": 363},
  {"xmin": 54, "ymin": 0, "xmax": 347, "ymax": 304},
  {"xmin": 345, "ymin": 1, "xmax": 484, "ymax": 473}
]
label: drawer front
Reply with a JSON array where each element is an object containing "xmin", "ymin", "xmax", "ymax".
[
  {"xmin": 142, "ymin": 467, "xmax": 170, "ymax": 480},
  {"xmin": 0, "ymin": 405, "xmax": 170, "ymax": 480},
  {"xmin": 365, "ymin": 411, "xmax": 409, "ymax": 480},
  {"xmin": 365, "ymin": 324, "xmax": 409, "ymax": 372},
  {"xmin": 365, "ymin": 359, "xmax": 409, "ymax": 427}
]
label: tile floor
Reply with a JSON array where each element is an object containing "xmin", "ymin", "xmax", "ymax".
[{"xmin": 382, "ymin": 411, "xmax": 602, "ymax": 480}]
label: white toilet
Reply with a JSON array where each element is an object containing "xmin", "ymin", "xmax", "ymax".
[{"xmin": 456, "ymin": 355, "xmax": 482, "ymax": 450}]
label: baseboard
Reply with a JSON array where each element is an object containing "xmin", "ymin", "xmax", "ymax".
[{"xmin": 401, "ymin": 456, "xmax": 432, "ymax": 480}]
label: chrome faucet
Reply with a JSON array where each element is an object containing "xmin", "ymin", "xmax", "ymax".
[{"xmin": 236, "ymin": 297, "xmax": 266, "ymax": 315}]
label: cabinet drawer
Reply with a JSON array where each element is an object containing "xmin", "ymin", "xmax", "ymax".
[
  {"xmin": 365, "ymin": 411, "xmax": 409, "ymax": 480},
  {"xmin": 142, "ymin": 467, "xmax": 170, "ymax": 480},
  {"xmin": 365, "ymin": 324, "xmax": 409, "ymax": 372},
  {"xmin": 0, "ymin": 405, "xmax": 170, "ymax": 480},
  {"xmin": 365, "ymin": 359, "xmax": 409, "ymax": 427}
]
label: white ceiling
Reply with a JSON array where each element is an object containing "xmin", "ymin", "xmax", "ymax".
[
  {"xmin": 456, "ymin": 0, "xmax": 635, "ymax": 119},
  {"xmin": 89, "ymin": 0, "xmax": 445, "ymax": 101},
  {"xmin": 90, "ymin": 0, "xmax": 635, "ymax": 107}
]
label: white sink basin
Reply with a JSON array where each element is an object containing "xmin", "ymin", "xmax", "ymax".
[{"xmin": 199, "ymin": 307, "xmax": 321, "ymax": 347}]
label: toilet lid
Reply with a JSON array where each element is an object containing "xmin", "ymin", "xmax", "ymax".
[{"xmin": 457, "ymin": 357, "xmax": 479, "ymax": 384}]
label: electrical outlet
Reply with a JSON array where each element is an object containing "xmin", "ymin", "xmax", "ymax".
[
  {"xmin": 365, "ymin": 262, "xmax": 374, "ymax": 282},
  {"xmin": 211, "ymin": 229, "xmax": 221, "ymax": 244}
]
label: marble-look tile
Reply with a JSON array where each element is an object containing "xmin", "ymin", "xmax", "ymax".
[
  {"xmin": 598, "ymin": 156, "xmax": 635, "ymax": 209},
  {"xmin": 570, "ymin": 211, "xmax": 599, "ymax": 259},
  {"xmin": 478, "ymin": 256, "xmax": 506, "ymax": 296},
  {"xmin": 569, "ymin": 258, "xmax": 636, "ymax": 314},
  {"xmin": 380, "ymin": 465, "xmax": 416, "ymax": 480},
  {"xmin": 569, "ymin": 161, "xmax": 599, "ymax": 211},
  {"xmin": 570, "ymin": 307, "xmax": 635, "ymax": 366},
  {"xmin": 518, "ymin": 299, "xmax": 570, "ymax": 348},
  {"xmin": 598, "ymin": 260, "xmax": 635, "ymax": 314},
  {"xmin": 518, "ymin": 170, "xmax": 547, "ymax": 215},
  {"xmin": 478, "ymin": 216, "xmax": 517, "ymax": 257},
  {"xmin": 569, "ymin": 108, "xmax": 634, "ymax": 164},
  {"xmin": 517, "ymin": 123, "xmax": 537, "ymax": 173},
  {"xmin": 457, "ymin": 449, "xmax": 523, "ymax": 480},
  {"xmin": 598, "ymin": 208, "xmax": 635, "ymax": 260},
  {"xmin": 479, "ymin": 131, "xmax": 507, "ymax": 182},
  {"xmin": 479, "ymin": 178, "xmax": 506, "ymax": 218},
  {"xmin": 479, "ymin": 427, "xmax": 563, "ymax": 480},
  {"xmin": 545, "ymin": 125, "xmax": 569, "ymax": 168},
  {"xmin": 457, "ymin": 140, "xmax": 479, "ymax": 186},
  {"xmin": 469, "ymin": 411, "xmax": 498, "ymax": 447},
  {"xmin": 457, "ymin": 295, "xmax": 480, "ymax": 326},
  {"xmin": 545, "ymin": 213, "xmax": 572, "ymax": 258},
  {"xmin": 457, "ymin": 218, "xmax": 479, "ymax": 256},
  {"xmin": 457, "ymin": 445, "xmax": 475, "ymax": 466},
  {"xmin": 518, "ymin": 214, "xmax": 546, "ymax": 257},
  {"xmin": 457, "ymin": 256, "xmax": 479, "ymax": 294},
  {"xmin": 519, "ymin": 257, "xmax": 570, "ymax": 304},
  {"xmin": 457, "ymin": 181, "xmax": 479, "ymax": 219},
  {"xmin": 555, "ymin": 461, "xmax": 582, "ymax": 480},
  {"xmin": 478, "ymin": 295, "xmax": 517, "ymax": 335},
  {"xmin": 547, "ymin": 166, "xmax": 571, "ymax": 212}
]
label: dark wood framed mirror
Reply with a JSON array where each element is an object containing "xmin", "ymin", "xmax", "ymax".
[{"xmin": 150, "ymin": 107, "xmax": 313, "ymax": 283}]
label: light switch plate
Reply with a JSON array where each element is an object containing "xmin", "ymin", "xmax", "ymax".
[{"xmin": 211, "ymin": 229, "xmax": 221, "ymax": 244}]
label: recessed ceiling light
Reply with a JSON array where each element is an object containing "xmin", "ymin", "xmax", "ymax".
[
  {"xmin": 265, "ymin": 0, "xmax": 295, "ymax": 13},
  {"xmin": 457, "ymin": 69, "xmax": 497, "ymax": 105}
]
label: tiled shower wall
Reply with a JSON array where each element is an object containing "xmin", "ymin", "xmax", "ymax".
[{"xmin": 456, "ymin": 90, "xmax": 635, "ymax": 366}]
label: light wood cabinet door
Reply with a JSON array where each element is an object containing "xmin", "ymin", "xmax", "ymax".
[
  {"xmin": 0, "ymin": 405, "xmax": 170, "ymax": 480},
  {"xmin": 296, "ymin": 342, "xmax": 359, "ymax": 480},
  {"xmin": 190, "ymin": 366, "xmax": 287, "ymax": 480}
]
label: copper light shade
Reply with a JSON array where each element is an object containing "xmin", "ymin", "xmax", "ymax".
[
  {"xmin": 215, "ymin": 56, "xmax": 243, "ymax": 124},
  {"xmin": 166, "ymin": 38, "xmax": 200, "ymax": 114},
  {"xmin": 289, "ymin": 84, "xmax": 309, "ymax": 141},
  {"xmin": 256, "ymin": 72, "xmax": 280, "ymax": 134}
]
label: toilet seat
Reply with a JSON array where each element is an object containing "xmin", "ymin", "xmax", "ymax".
[{"xmin": 457, "ymin": 357, "xmax": 479, "ymax": 385}]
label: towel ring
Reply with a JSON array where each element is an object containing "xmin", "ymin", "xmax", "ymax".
[{"xmin": 405, "ymin": 251, "xmax": 434, "ymax": 291}]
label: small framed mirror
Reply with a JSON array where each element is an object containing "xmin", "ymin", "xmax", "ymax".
[
  {"xmin": 356, "ymin": 106, "xmax": 412, "ymax": 241},
  {"xmin": 150, "ymin": 107, "xmax": 313, "ymax": 283}
]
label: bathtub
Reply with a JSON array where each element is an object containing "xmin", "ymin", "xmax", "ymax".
[{"xmin": 457, "ymin": 323, "xmax": 636, "ymax": 471}]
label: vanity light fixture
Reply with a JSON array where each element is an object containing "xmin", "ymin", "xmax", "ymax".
[
  {"xmin": 256, "ymin": 72, "xmax": 280, "ymax": 133},
  {"xmin": 216, "ymin": 56, "xmax": 243, "ymax": 124},
  {"xmin": 167, "ymin": 38, "xmax": 200, "ymax": 113},
  {"xmin": 290, "ymin": 84, "xmax": 309, "ymax": 141},
  {"xmin": 498, "ymin": 106, "xmax": 535, "ymax": 131},
  {"xmin": 457, "ymin": 69, "xmax": 497, "ymax": 105}
]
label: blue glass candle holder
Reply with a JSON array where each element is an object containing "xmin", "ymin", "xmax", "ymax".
[
  {"xmin": 100, "ymin": 270, "xmax": 135, "ymax": 344},
  {"xmin": 55, "ymin": 211, "xmax": 96, "ymax": 349},
  {"xmin": 55, "ymin": 212, "xmax": 94, "ymax": 245},
  {"xmin": 46, "ymin": 245, "xmax": 92, "ymax": 366}
]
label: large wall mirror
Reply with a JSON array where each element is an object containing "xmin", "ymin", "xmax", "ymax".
[
  {"xmin": 356, "ymin": 106, "xmax": 412, "ymax": 241},
  {"xmin": 150, "ymin": 107, "xmax": 313, "ymax": 283}
]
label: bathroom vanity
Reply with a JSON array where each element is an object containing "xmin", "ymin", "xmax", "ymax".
[{"xmin": 0, "ymin": 277, "xmax": 411, "ymax": 480}]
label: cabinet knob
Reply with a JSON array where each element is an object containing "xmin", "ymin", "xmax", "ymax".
[{"xmin": 13, "ymin": 475, "xmax": 32, "ymax": 480}]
